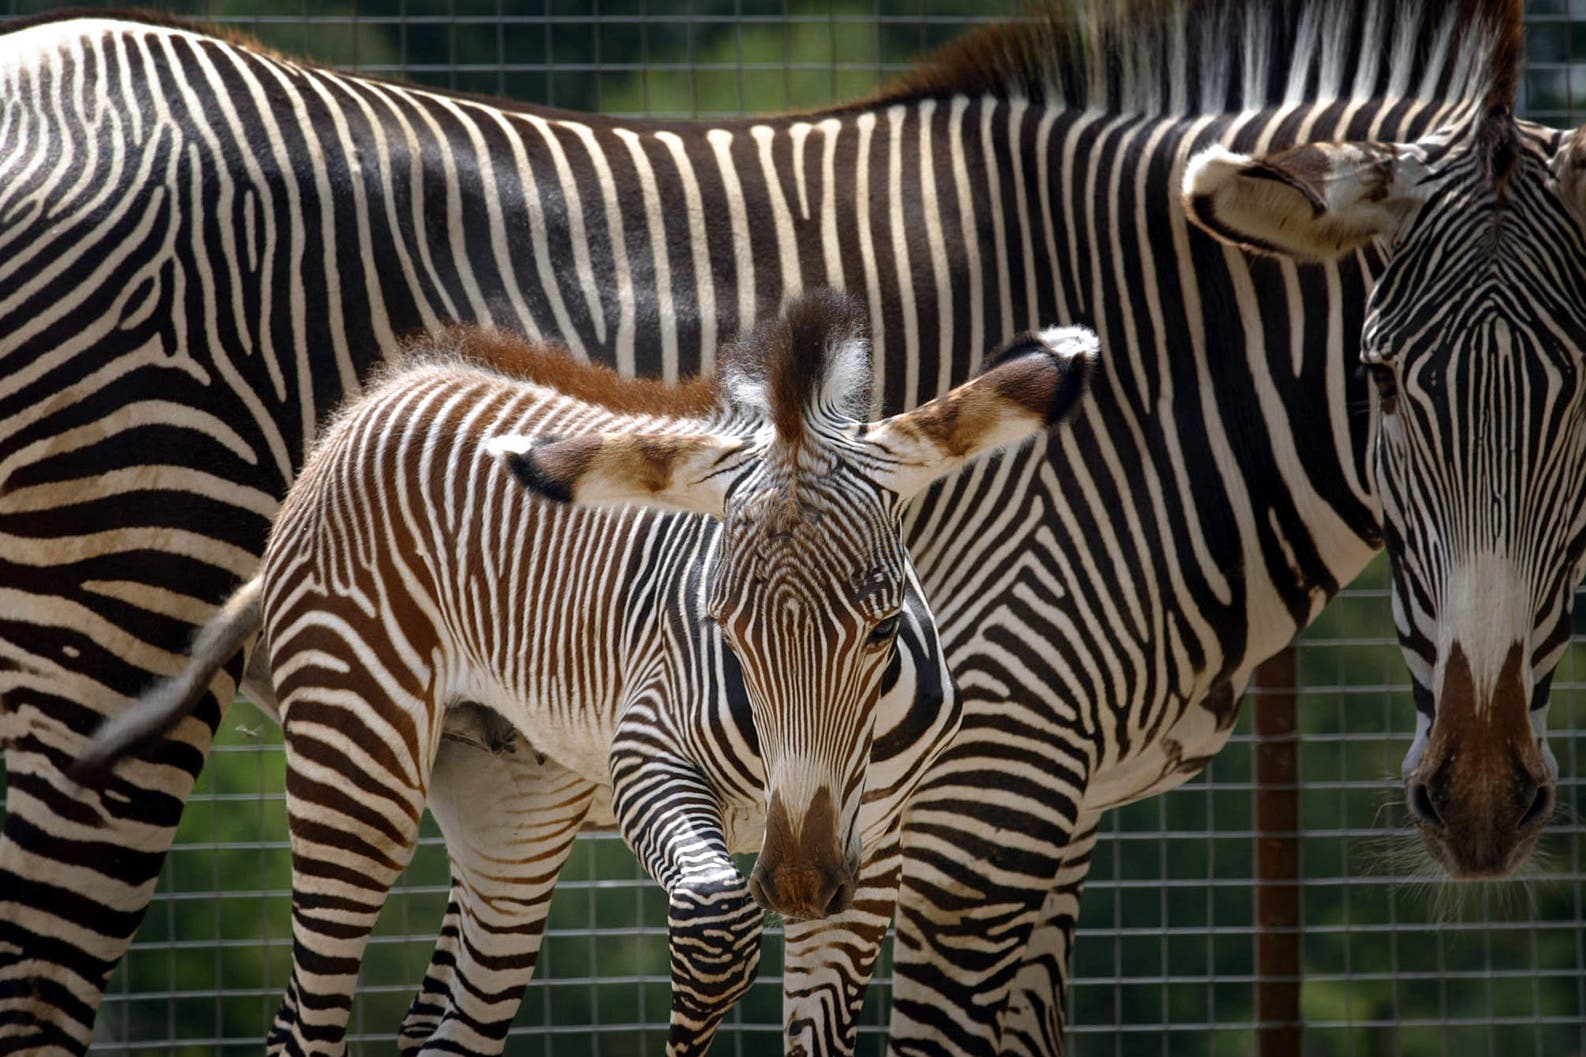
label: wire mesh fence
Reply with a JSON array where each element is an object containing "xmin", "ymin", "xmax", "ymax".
[{"xmin": 2, "ymin": 2, "xmax": 1585, "ymax": 1055}]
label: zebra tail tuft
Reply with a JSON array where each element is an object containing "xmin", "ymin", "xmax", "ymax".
[{"xmin": 70, "ymin": 576, "xmax": 265, "ymax": 787}]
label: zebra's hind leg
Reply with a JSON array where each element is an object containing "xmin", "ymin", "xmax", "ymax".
[
  {"xmin": 781, "ymin": 824, "xmax": 904, "ymax": 1057},
  {"xmin": 398, "ymin": 724, "xmax": 597, "ymax": 1055},
  {"xmin": 0, "ymin": 663, "xmax": 229, "ymax": 1057},
  {"xmin": 267, "ymin": 693, "xmax": 432, "ymax": 1057},
  {"xmin": 997, "ymin": 816, "xmax": 1100, "ymax": 1057},
  {"xmin": 610, "ymin": 702, "xmax": 762, "ymax": 1057}
]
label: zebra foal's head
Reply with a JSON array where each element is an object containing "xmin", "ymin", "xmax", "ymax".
[
  {"xmin": 494, "ymin": 290, "xmax": 1096, "ymax": 918},
  {"xmin": 1186, "ymin": 105, "xmax": 1586, "ymax": 878}
]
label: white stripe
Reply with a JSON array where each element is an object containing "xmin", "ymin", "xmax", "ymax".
[
  {"xmin": 789, "ymin": 120, "xmax": 813, "ymax": 221},
  {"xmin": 853, "ymin": 111, "xmax": 884, "ymax": 368},
  {"xmin": 752, "ymin": 124, "xmax": 802, "ymax": 302},
  {"xmin": 525, "ymin": 113, "xmax": 607, "ymax": 346},
  {"xmin": 818, "ymin": 117, "xmax": 845, "ymax": 293},
  {"xmin": 563, "ymin": 120, "xmax": 636, "ymax": 375},
  {"xmin": 655, "ymin": 130, "xmax": 716, "ymax": 377},
  {"xmin": 915, "ymin": 99, "xmax": 955, "ymax": 401},
  {"xmin": 707, "ymin": 128, "xmax": 757, "ymax": 339},
  {"xmin": 947, "ymin": 96, "xmax": 983, "ymax": 372},
  {"xmin": 614, "ymin": 128, "xmax": 678, "ymax": 379},
  {"xmin": 885, "ymin": 104, "xmax": 919, "ymax": 406}
]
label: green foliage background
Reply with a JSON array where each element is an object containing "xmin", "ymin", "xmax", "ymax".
[{"xmin": 0, "ymin": 3, "xmax": 1582, "ymax": 1055}]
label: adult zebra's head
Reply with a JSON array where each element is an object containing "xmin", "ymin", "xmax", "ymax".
[
  {"xmin": 1185, "ymin": 105, "xmax": 1586, "ymax": 878},
  {"xmin": 494, "ymin": 290, "xmax": 1096, "ymax": 918}
]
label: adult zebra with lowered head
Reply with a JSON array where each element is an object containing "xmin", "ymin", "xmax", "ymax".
[{"xmin": 4, "ymin": 0, "xmax": 1586, "ymax": 1054}]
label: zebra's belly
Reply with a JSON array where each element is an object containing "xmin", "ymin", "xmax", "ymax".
[
  {"xmin": 457, "ymin": 682, "xmax": 622, "ymax": 795},
  {"xmin": 1081, "ymin": 678, "xmax": 1245, "ymax": 811}
]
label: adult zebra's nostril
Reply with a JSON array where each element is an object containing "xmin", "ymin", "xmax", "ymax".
[
  {"xmin": 1519, "ymin": 783, "xmax": 1553, "ymax": 830},
  {"xmin": 1409, "ymin": 780, "xmax": 1443, "ymax": 831}
]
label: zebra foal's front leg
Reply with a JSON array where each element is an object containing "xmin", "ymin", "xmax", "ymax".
[
  {"xmin": 397, "ymin": 722, "xmax": 597, "ymax": 1055},
  {"xmin": 610, "ymin": 704, "xmax": 762, "ymax": 1057},
  {"xmin": 781, "ymin": 824, "xmax": 905, "ymax": 1057}
]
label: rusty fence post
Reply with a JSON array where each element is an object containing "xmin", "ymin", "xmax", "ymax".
[{"xmin": 1253, "ymin": 646, "xmax": 1302, "ymax": 1057}]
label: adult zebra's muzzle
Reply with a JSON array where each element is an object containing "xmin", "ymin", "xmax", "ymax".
[
  {"xmin": 749, "ymin": 786, "xmax": 859, "ymax": 920},
  {"xmin": 1404, "ymin": 641, "xmax": 1556, "ymax": 879}
]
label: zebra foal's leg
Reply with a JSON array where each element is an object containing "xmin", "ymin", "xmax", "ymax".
[
  {"xmin": 267, "ymin": 684, "xmax": 434, "ymax": 1057},
  {"xmin": 398, "ymin": 725, "xmax": 597, "ymax": 1055},
  {"xmin": 610, "ymin": 701, "xmax": 762, "ymax": 1057},
  {"xmin": 781, "ymin": 824, "xmax": 904, "ymax": 1057},
  {"xmin": 998, "ymin": 817, "xmax": 1100, "ymax": 1057}
]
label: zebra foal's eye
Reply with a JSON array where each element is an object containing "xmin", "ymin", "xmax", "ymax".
[{"xmin": 867, "ymin": 613, "xmax": 902, "ymax": 647}]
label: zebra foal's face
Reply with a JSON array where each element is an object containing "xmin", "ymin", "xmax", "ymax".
[
  {"xmin": 494, "ymin": 291, "xmax": 1096, "ymax": 918},
  {"xmin": 1186, "ymin": 110, "xmax": 1586, "ymax": 878}
]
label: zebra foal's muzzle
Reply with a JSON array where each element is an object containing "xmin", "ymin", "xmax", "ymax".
[{"xmin": 749, "ymin": 786, "xmax": 859, "ymax": 919}]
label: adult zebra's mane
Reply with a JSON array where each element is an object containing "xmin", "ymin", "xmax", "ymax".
[{"xmin": 876, "ymin": 0, "xmax": 1522, "ymax": 118}]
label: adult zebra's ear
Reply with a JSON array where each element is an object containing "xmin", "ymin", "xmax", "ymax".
[
  {"xmin": 487, "ymin": 432, "xmax": 746, "ymax": 518},
  {"xmin": 863, "ymin": 324, "xmax": 1097, "ymax": 502},
  {"xmin": 1549, "ymin": 124, "xmax": 1586, "ymax": 227},
  {"xmin": 1183, "ymin": 141, "xmax": 1430, "ymax": 260}
]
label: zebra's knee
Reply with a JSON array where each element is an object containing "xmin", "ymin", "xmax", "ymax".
[{"xmin": 666, "ymin": 869, "xmax": 763, "ymax": 1013}]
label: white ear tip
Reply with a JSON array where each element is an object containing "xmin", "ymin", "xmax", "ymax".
[
  {"xmin": 1182, "ymin": 143, "xmax": 1253, "ymax": 196},
  {"xmin": 1036, "ymin": 325, "xmax": 1101, "ymax": 365},
  {"xmin": 483, "ymin": 434, "xmax": 536, "ymax": 459}
]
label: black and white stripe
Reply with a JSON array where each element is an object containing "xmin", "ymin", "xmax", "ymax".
[{"xmin": 2, "ymin": 3, "xmax": 1573, "ymax": 1055}]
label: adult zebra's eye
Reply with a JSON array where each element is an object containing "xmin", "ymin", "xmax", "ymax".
[
  {"xmin": 867, "ymin": 613, "xmax": 902, "ymax": 647},
  {"xmin": 1362, "ymin": 361, "xmax": 1398, "ymax": 414}
]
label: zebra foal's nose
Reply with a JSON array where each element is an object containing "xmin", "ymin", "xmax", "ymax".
[{"xmin": 749, "ymin": 786, "xmax": 859, "ymax": 919}]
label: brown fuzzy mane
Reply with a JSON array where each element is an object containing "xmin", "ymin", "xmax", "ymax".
[
  {"xmin": 393, "ymin": 294, "xmax": 868, "ymax": 433},
  {"xmin": 872, "ymin": 0, "xmax": 1523, "ymax": 116},
  {"xmin": 428, "ymin": 327, "xmax": 722, "ymax": 419}
]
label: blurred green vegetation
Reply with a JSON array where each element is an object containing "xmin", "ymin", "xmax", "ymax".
[{"xmin": 0, "ymin": 2, "xmax": 1581, "ymax": 1055}]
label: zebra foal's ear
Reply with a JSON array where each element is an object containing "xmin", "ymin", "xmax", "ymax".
[
  {"xmin": 862, "ymin": 325, "xmax": 1098, "ymax": 501},
  {"xmin": 487, "ymin": 432, "xmax": 744, "ymax": 518},
  {"xmin": 1183, "ymin": 141, "xmax": 1429, "ymax": 260}
]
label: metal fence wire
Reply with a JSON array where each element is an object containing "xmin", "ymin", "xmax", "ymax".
[{"xmin": 1, "ymin": 2, "xmax": 1585, "ymax": 1055}]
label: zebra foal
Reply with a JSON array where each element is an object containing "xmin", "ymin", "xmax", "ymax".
[{"xmin": 80, "ymin": 291, "xmax": 1096, "ymax": 1056}]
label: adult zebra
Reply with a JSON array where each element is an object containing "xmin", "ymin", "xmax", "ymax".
[{"xmin": 1, "ymin": 2, "xmax": 1579, "ymax": 1055}]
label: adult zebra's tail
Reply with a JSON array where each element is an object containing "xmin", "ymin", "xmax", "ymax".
[{"xmin": 70, "ymin": 577, "xmax": 264, "ymax": 787}]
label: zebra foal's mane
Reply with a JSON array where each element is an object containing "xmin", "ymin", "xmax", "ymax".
[
  {"xmin": 425, "ymin": 328, "xmax": 723, "ymax": 419},
  {"xmin": 393, "ymin": 291, "xmax": 871, "ymax": 446},
  {"xmin": 875, "ymin": 0, "xmax": 1523, "ymax": 117}
]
